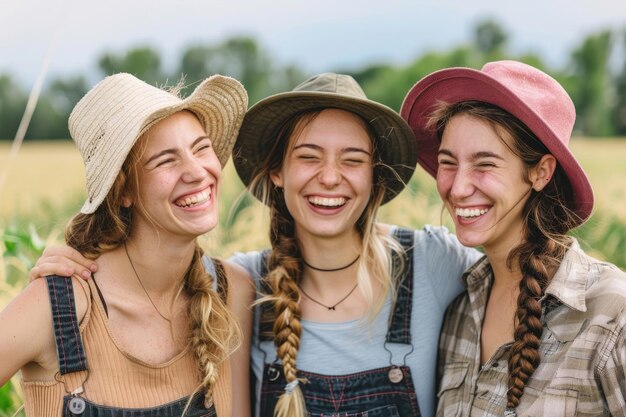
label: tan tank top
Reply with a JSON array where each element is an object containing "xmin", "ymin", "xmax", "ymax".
[{"xmin": 21, "ymin": 278, "xmax": 232, "ymax": 417}]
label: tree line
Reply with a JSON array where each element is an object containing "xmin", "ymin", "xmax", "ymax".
[{"xmin": 1, "ymin": 20, "xmax": 626, "ymax": 140}]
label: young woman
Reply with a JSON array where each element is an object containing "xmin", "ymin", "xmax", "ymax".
[
  {"xmin": 401, "ymin": 60, "xmax": 626, "ymax": 416},
  {"xmin": 228, "ymin": 72, "xmax": 480, "ymax": 417},
  {"xmin": 28, "ymin": 73, "xmax": 480, "ymax": 417},
  {"xmin": 0, "ymin": 73, "xmax": 253, "ymax": 417}
]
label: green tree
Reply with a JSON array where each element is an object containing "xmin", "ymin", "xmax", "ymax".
[
  {"xmin": 613, "ymin": 27, "xmax": 626, "ymax": 135},
  {"xmin": 570, "ymin": 31, "xmax": 614, "ymax": 136},
  {"xmin": 0, "ymin": 74, "xmax": 28, "ymax": 140},
  {"xmin": 98, "ymin": 46, "xmax": 163, "ymax": 85},
  {"xmin": 25, "ymin": 75, "xmax": 90, "ymax": 140},
  {"xmin": 474, "ymin": 19, "xmax": 508, "ymax": 56},
  {"xmin": 178, "ymin": 36, "xmax": 305, "ymax": 104}
]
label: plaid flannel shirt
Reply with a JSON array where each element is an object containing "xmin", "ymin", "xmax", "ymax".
[{"xmin": 436, "ymin": 239, "xmax": 626, "ymax": 417}]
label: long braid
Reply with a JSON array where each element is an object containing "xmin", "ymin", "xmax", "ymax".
[
  {"xmin": 506, "ymin": 154, "xmax": 577, "ymax": 414},
  {"xmin": 506, "ymin": 209, "xmax": 550, "ymax": 409},
  {"xmin": 266, "ymin": 189, "xmax": 307, "ymax": 417},
  {"xmin": 186, "ymin": 245, "xmax": 241, "ymax": 409}
]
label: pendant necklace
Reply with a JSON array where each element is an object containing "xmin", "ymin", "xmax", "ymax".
[
  {"xmin": 299, "ymin": 254, "xmax": 360, "ymax": 311},
  {"xmin": 124, "ymin": 242, "xmax": 172, "ymax": 323}
]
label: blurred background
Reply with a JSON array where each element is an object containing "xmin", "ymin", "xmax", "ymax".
[{"xmin": 1, "ymin": 0, "xmax": 626, "ymax": 413}]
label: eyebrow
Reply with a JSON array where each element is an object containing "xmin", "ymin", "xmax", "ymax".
[
  {"xmin": 144, "ymin": 136, "xmax": 210, "ymax": 165},
  {"xmin": 438, "ymin": 148, "xmax": 505, "ymax": 161},
  {"xmin": 293, "ymin": 143, "xmax": 371, "ymax": 156}
]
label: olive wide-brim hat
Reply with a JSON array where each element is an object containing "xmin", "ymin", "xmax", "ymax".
[
  {"xmin": 400, "ymin": 60, "xmax": 594, "ymax": 225},
  {"xmin": 70, "ymin": 73, "xmax": 248, "ymax": 214},
  {"xmin": 233, "ymin": 73, "xmax": 418, "ymax": 204}
]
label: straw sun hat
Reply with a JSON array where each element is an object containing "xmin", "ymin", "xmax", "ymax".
[
  {"xmin": 233, "ymin": 72, "xmax": 417, "ymax": 204},
  {"xmin": 400, "ymin": 60, "xmax": 594, "ymax": 224},
  {"xmin": 69, "ymin": 73, "xmax": 248, "ymax": 214}
]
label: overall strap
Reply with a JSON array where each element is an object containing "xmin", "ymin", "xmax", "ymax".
[
  {"xmin": 45, "ymin": 275, "xmax": 88, "ymax": 375},
  {"xmin": 386, "ymin": 227, "xmax": 415, "ymax": 345}
]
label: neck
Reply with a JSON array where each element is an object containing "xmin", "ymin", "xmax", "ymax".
[
  {"xmin": 122, "ymin": 235, "xmax": 196, "ymax": 294},
  {"xmin": 299, "ymin": 228, "xmax": 360, "ymax": 268}
]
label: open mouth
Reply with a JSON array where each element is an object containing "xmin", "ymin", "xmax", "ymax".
[
  {"xmin": 308, "ymin": 196, "xmax": 347, "ymax": 208},
  {"xmin": 455, "ymin": 207, "xmax": 490, "ymax": 219},
  {"xmin": 175, "ymin": 189, "xmax": 211, "ymax": 208}
]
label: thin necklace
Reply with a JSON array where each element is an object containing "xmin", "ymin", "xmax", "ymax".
[
  {"xmin": 124, "ymin": 242, "xmax": 172, "ymax": 323},
  {"xmin": 303, "ymin": 254, "xmax": 360, "ymax": 272},
  {"xmin": 298, "ymin": 281, "xmax": 359, "ymax": 311}
]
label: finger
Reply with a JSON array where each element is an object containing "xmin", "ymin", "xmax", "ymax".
[
  {"xmin": 37, "ymin": 246, "xmax": 98, "ymax": 273},
  {"xmin": 40, "ymin": 245, "xmax": 95, "ymax": 269},
  {"xmin": 29, "ymin": 264, "xmax": 75, "ymax": 282},
  {"xmin": 30, "ymin": 256, "xmax": 95, "ymax": 281}
]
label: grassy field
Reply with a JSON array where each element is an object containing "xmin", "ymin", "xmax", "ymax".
[{"xmin": 0, "ymin": 138, "xmax": 626, "ymax": 414}]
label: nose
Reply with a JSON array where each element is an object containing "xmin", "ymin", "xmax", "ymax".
[
  {"xmin": 318, "ymin": 159, "xmax": 342, "ymax": 187},
  {"xmin": 449, "ymin": 167, "xmax": 475, "ymax": 200},
  {"xmin": 181, "ymin": 156, "xmax": 209, "ymax": 183}
]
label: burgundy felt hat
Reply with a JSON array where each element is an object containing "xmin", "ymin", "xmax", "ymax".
[{"xmin": 400, "ymin": 60, "xmax": 594, "ymax": 224}]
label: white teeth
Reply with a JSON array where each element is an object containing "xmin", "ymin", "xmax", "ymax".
[
  {"xmin": 308, "ymin": 196, "xmax": 347, "ymax": 207},
  {"xmin": 455, "ymin": 207, "xmax": 489, "ymax": 218},
  {"xmin": 176, "ymin": 190, "xmax": 210, "ymax": 208}
]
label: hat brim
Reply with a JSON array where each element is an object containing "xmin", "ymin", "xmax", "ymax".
[
  {"xmin": 400, "ymin": 67, "xmax": 594, "ymax": 223},
  {"xmin": 234, "ymin": 91, "xmax": 417, "ymax": 204},
  {"xmin": 141, "ymin": 75, "xmax": 247, "ymax": 168}
]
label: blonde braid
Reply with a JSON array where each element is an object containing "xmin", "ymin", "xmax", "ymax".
[{"xmin": 186, "ymin": 246, "xmax": 241, "ymax": 408}]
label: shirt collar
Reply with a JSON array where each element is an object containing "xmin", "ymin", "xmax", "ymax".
[
  {"xmin": 461, "ymin": 240, "xmax": 590, "ymax": 313},
  {"xmin": 462, "ymin": 254, "xmax": 491, "ymax": 293},
  {"xmin": 544, "ymin": 239, "xmax": 590, "ymax": 313}
]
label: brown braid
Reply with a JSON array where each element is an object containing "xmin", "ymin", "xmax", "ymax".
[{"xmin": 505, "ymin": 169, "xmax": 574, "ymax": 409}]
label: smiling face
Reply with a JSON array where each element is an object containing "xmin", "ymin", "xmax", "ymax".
[
  {"xmin": 436, "ymin": 113, "xmax": 534, "ymax": 255},
  {"xmin": 129, "ymin": 110, "xmax": 221, "ymax": 241},
  {"xmin": 270, "ymin": 109, "xmax": 374, "ymax": 242}
]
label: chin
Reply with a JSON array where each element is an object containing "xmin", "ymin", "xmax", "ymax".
[{"xmin": 455, "ymin": 231, "xmax": 488, "ymax": 249}]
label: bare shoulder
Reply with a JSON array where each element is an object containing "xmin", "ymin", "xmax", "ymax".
[
  {"xmin": 221, "ymin": 260, "xmax": 253, "ymax": 286},
  {"xmin": 220, "ymin": 260, "xmax": 254, "ymax": 304},
  {"xmin": 375, "ymin": 222, "xmax": 393, "ymax": 235},
  {"xmin": 0, "ymin": 278, "xmax": 55, "ymax": 382}
]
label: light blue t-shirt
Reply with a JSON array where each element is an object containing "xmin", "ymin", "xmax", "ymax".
[{"xmin": 229, "ymin": 225, "xmax": 481, "ymax": 417}]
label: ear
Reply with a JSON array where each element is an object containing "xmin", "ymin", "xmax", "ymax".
[
  {"xmin": 270, "ymin": 170, "xmax": 284, "ymax": 188},
  {"xmin": 121, "ymin": 194, "xmax": 134, "ymax": 208},
  {"xmin": 530, "ymin": 154, "xmax": 557, "ymax": 192}
]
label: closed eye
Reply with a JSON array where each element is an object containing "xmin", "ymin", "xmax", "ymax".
[
  {"xmin": 297, "ymin": 154, "xmax": 320, "ymax": 161},
  {"xmin": 438, "ymin": 158, "xmax": 456, "ymax": 166},
  {"xmin": 343, "ymin": 158, "xmax": 368, "ymax": 166}
]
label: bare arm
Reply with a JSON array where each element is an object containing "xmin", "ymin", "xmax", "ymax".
[
  {"xmin": 29, "ymin": 244, "xmax": 98, "ymax": 281},
  {"xmin": 0, "ymin": 277, "xmax": 88, "ymax": 384},
  {"xmin": 222, "ymin": 260, "xmax": 254, "ymax": 417}
]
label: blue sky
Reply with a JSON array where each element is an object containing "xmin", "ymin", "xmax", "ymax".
[{"xmin": 1, "ymin": 0, "xmax": 625, "ymax": 87}]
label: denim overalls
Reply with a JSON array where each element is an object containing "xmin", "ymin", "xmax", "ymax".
[
  {"xmin": 256, "ymin": 228, "xmax": 421, "ymax": 417},
  {"xmin": 44, "ymin": 258, "xmax": 228, "ymax": 417}
]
